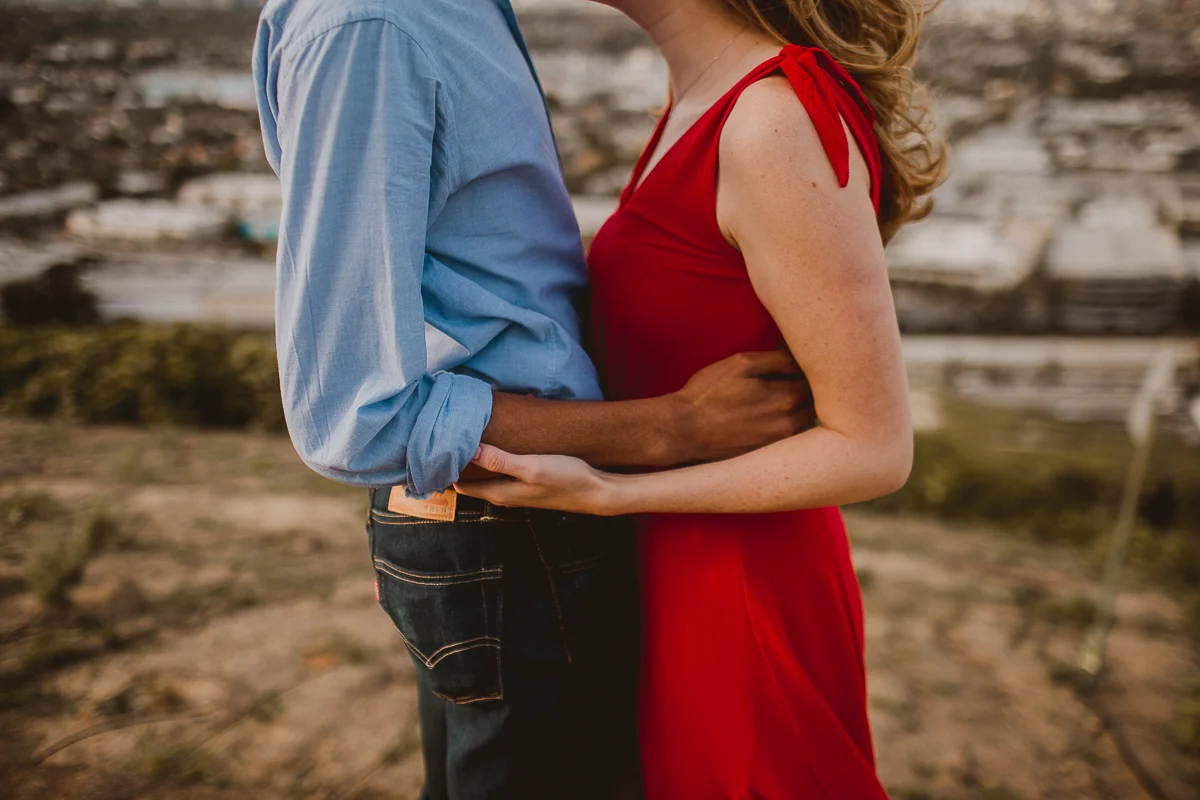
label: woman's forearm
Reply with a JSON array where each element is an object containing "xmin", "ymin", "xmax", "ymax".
[
  {"xmin": 481, "ymin": 350, "xmax": 811, "ymax": 469},
  {"xmin": 606, "ymin": 425, "xmax": 912, "ymax": 515}
]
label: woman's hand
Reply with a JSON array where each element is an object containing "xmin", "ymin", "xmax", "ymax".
[{"xmin": 453, "ymin": 445, "xmax": 624, "ymax": 516}]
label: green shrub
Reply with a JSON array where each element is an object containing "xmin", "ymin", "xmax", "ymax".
[
  {"xmin": 1173, "ymin": 681, "xmax": 1200, "ymax": 756},
  {"xmin": 4, "ymin": 324, "xmax": 1199, "ymax": 598},
  {"xmin": 863, "ymin": 427, "xmax": 1200, "ymax": 602},
  {"xmin": 81, "ymin": 507, "xmax": 131, "ymax": 551},
  {"xmin": 868, "ymin": 430, "xmax": 1200, "ymax": 543},
  {"xmin": 0, "ymin": 324, "xmax": 282, "ymax": 430},
  {"xmin": 228, "ymin": 334, "xmax": 287, "ymax": 431},
  {"xmin": 0, "ymin": 491, "xmax": 62, "ymax": 528},
  {"xmin": 1128, "ymin": 529, "xmax": 1200, "ymax": 592},
  {"xmin": 134, "ymin": 741, "xmax": 225, "ymax": 787},
  {"xmin": 23, "ymin": 523, "xmax": 96, "ymax": 607}
]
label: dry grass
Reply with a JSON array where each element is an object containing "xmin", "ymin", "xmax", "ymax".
[{"xmin": 0, "ymin": 417, "xmax": 1195, "ymax": 799}]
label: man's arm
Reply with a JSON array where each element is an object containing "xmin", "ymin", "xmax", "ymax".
[
  {"xmin": 259, "ymin": 17, "xmax": 809, "ymax": 493},
  {"xmin": 264, "ymin": 18, "xmax": 491, "ymax": 495},
  {"xmin": 482, "ymin": 350, "xmax": 811, "ymax": 470}
]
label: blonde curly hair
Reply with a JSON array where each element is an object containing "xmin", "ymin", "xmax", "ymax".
[{"xmin": 725, "ymin": 0, "xmax": 948, "ymax": 241}]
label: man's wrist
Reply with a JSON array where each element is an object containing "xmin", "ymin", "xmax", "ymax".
[{"xmin": 646, "ymin": 393, "xmax": 696, "ymax": 467}]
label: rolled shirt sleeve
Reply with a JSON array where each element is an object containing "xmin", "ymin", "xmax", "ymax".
[{"xmin": 257, "ymin": 17, "xmax": 492, "ymax": 493}]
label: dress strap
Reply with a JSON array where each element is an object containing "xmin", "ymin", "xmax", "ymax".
[{"xmin": 726, "ymin": 46, "xmax": 884, "ymax": 213}]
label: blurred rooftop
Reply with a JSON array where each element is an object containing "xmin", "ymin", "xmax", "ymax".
[{"xmin": 0, "ymin": 0, "xmax": 1198, "ymax": 423}]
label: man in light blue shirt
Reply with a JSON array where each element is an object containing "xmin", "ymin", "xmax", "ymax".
[{"xmin": 254, "ymin": 0, "xmax": 808, "ymax": 795}]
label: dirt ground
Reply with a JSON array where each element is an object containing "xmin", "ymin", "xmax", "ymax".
[{"xmin": 0, "ymin": 419, "xmax": 1197, "ymax": 799}]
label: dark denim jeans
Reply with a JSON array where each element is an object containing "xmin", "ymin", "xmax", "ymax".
[{"xmin": 366, "ymin": 489, "xmax": 641, "ymax": 799}]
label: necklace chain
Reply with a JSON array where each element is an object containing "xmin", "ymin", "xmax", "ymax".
[{"xmin": 672, "ymin": 24, "xmax": 750, "ymax": 104}]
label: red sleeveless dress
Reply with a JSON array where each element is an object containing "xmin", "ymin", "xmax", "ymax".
[{"xmin": 588, "ymin": 47, "xmax": 888, "ymax": 798}]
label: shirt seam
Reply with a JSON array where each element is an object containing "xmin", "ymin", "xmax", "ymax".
[{"xmin": 277, "ymin": 13, "xmax": 459, "ymax": 144}]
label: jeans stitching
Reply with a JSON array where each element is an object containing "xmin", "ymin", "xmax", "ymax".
[
  {"xmin": 553, "ymin": 555, "xmax": 603, "ymax": 573},
  {"xmin": 395, "ymin": 625, "xmax": 500, "ymax": 667},
  {"xmin": 529, "ymin": 525, "xmax": 572, "ymax": 664},
  {"xmin": 368, "ymin": 509, "xmax": 483, "ymax": 522},
  {"xmin": 369, "ymin": 512, "xmax": 525, "ymax": 525},
  {"xmin": 373, "ymin": 557, "xmax": 501, "ymax": 580},
  {"xmin": 376, "ymin": 572, "xmax": 500, "ymax": 588},
  {"xmin": 374, "ymin": 559, "xmax": 500, "ymax": 585},
  {"xmin": 370, "ymin": 520, "xmax": 505, "ymax": 704},
  {"xmin": 432, "ymin": 689, "xmax": 503, "ymax": 705},
  {"xmin": 481, "ymin": 563, "xmax": 499, "ymax": 700},
  {"xmin": 495, "ymin": 573, "xmax": 505, "ymax": 700},
  {"xmin": 558, "ymin": 561, "xmax": 602, "ymax": 577},
  {"xmin": 370, "ymin": 508, "xmax": 529, "ymax": 524},
  {"xmin": 372, "ymin": 561, "xmax": 499, "ymax": 578},
  {"xmin": 394, "ymin": 627, "xmax": 499, "ymax": 667},
  {"xmin": 369, "ymin": 515, "xmax": 450, "ymax": 527},
  {"xmin": 424, "ymin": 637, "xmax": 501, "ymax": 667}
]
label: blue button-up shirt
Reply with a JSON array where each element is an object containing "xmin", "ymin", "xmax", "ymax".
[{"xmin": 253, "ymin": 0, "xmax": 602, "ymax": 494}]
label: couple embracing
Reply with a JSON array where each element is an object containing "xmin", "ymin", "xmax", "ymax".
[{"xmin": 253, "ymin": 0, "xmax": 944, "ymax": 796}]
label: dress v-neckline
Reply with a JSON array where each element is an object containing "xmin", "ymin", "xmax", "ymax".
[
  {"xmin": 622, "ymin": 97, "xmax": 719, "ymax": 207},
  {"xmin": 621, "ymin": 50, "xmax": 783, "ymax": 208}
]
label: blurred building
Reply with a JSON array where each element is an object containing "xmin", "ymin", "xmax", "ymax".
[{"xmin": 1, "ymin": 0, "xmax": 1199, "ymax": 428}]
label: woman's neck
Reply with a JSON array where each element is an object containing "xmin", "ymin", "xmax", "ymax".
[{"xmin": 607, "ymin": 0, "xmax": 757, "ymax": 101}]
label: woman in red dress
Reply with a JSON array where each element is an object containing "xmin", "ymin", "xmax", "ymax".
[{"xmin": 460, "ymin": 0, "xmax": 946, "ymax": 795}]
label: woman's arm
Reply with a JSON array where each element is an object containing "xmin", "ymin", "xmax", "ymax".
[
  {"xmin": 457, "ymin": 78, "xmax": 911, "ymax": 515},
  {"xmin": 477, "ymin": 349, "xmax": 811, "ymax": 471}
]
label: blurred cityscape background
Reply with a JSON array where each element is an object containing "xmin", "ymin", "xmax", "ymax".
[{"xmin": 1, "ymin": 1, "xmax": 1199, "ymax": 798}]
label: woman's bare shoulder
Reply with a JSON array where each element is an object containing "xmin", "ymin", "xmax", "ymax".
[{"xmin": 719, "ymin": 73, "xmax": 869, "ymax": 199}]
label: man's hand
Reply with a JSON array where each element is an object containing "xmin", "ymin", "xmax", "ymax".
[
  {"xmin": 473, "ymin": 350, "xmax": 813, "ymax": 475},
  {"xmin": 666, "ymin": 350, "xmax": 815, "ymax": 465}
]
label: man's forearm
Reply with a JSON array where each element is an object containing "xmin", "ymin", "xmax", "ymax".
[
  {"xmin": 469, "ymin": 350, "xmax": 814, "ymax": 479},
  {"xmin": 480, "ymin": 391, "xmax": 693, "ymax": 469}
]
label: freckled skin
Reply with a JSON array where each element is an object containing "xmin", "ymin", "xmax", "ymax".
[
  {"xmin": 458, "ymin": 13, "xmax": 905, "ymax": 798},
  {"xmin": 459, "ymin": 75, "xmax": 912, "ymax": 516}
]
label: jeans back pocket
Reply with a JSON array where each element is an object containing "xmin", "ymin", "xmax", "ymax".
[
  {"xmin": 369, "ymin": 514, "xmax": 504, "ymax": 704},
  {"xmin": 535, "ymin": 512, "xmax": 635, "ymax": 666}
]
